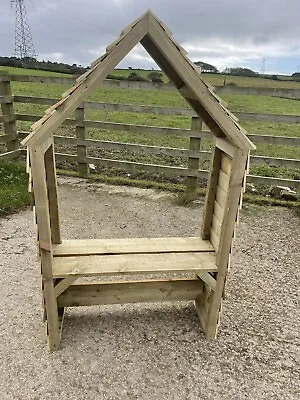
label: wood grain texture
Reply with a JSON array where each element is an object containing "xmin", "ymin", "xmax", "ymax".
[
  {"xmin": 186, "ymin": 117, "xmax": 202, "ymax": 193},
  {"xmin": 53, "ymin": 237, "xmax": 214, "ymax": 256},
  {"xmin": 52, "ymin": 252, "xmax": 218, "ymax": 278},
  {"xmin": 147, "ymin": 14, "xmax": 254, "ymax": 151},
  {"xmin": 0, "ymin": 73, "xmax": 18, "ymax": 153},
  {"xmin": 30, "ymin": 147, "xmax": 60, "ymax": 351},
  {"xmin": 21, "ymin": 17, "xmax": 149, "ymax": 147},
  {"xmin": 206, "ymin": 149, "xmax": 249, "ymax": 339},
  {"xmin": 57, "ymin": 278, "xmax": 204, "ymax": 307},
  {"xmin": 44, "ymin": 144, "xmax": 61, "ymax": 244},
  {"xmin": 201, "ymin": 147, "xmax": 222, "ymax": 240}
]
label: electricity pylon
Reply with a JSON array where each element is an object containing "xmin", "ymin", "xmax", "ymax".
[{"xmin": 11, "ymin": 0, "xmax": 37, "ymax": 66}]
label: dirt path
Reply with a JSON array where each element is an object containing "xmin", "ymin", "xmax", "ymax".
[{"xmin": 0, "ymin": 178, "xmax": 299, "ymax": 400}]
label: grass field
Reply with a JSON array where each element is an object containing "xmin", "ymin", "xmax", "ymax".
[
  {"xmin": 2, "ymin": 65, "xmax": 300, "ymax": 88},
  {"xmin": 0, "ymin": 160, "xmax": 29, "ymax": 215},
  {"xmin": 1, "ymin": 66, "xmax": 300, "ymax": 184}
]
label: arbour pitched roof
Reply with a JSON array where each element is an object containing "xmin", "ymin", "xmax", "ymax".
[{"xmin": 22, "ymin": 10, "xmax": 255, "ymax": 151}]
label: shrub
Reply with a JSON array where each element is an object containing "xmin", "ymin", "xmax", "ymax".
[
  {"xmin": 127, "ymin": 72, "xmax": 148, "ymax": 82},
  {"xmin": 147, "ymin": 71, "xmax": 164, "ymax": 83}
]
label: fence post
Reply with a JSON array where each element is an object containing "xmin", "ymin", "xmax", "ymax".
[
  {"xmin": 0, "ymin": 72, "xmax": 19, "ymax": 155},
  {"xmin": 75, "ymin": 102, "xmax": 89, "ymax": 177},
  {"xmin": 185, "ymin": 116, "xmax": 202, "ymax": 195}
]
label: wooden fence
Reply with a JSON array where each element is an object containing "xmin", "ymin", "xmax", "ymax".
[{"xmin": 0, "ymin": 73, "xmax": 300, "ymax": 191}]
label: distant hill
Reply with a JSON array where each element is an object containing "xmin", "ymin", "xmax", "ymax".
[{"xmin": 0, "ymin": 56, "xmax": 87, "ymax": 75}]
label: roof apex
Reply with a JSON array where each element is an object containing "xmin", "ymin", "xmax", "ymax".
[{"xmin": 21, "ymin": 10, "xmax": 255, "ymax": 151}]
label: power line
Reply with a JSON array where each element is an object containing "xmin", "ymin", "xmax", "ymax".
[{"xmin": 11, "ymin": 0, "xmax": 37, "ymax": 65}]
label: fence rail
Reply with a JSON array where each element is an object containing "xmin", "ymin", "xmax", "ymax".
[
  {"xmin": 4, "ymin": 74, "xmax": 300, "ymax": 99},
  {"xmin": 1, "ymin": 94, "xmax": 300, "ymax": 124},
  {"xmin": 0, "ymin": 73, "xmax": 300, "ymax": 192},
  {"xmin": 14, "ymin": 112, "xmax": 300, "ymax": 147}
]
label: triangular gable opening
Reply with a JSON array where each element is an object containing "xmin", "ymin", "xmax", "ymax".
[{"xmin": 21, "ymin": 10, "xmax": 254, "ymax": 152}]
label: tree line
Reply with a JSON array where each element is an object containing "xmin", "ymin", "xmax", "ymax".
[{"xmin": 0, "ymin": 56, "xmax": 299, "ymax": 81}]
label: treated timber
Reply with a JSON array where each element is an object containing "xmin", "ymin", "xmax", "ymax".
[
  {"xmin": 18, "ymin": 130, "xmax": 300, "ymax": 168},
  {"xmin": 83, "ymin": 120, "xmax": 209, "ymax": 138},
  {"xmin": 213, "ymin": 200, "xmax": 225, "ymax": 223},
  {"xmin": 147, "ymin": 16, "xmax": 254, "ymax": 150},
  {"xmin": 18, "ymin": 131, "xmax": 300, "ymax": 187},
  {"xmin": 53, "ymin": 237, "xmax": 214, "ymax": 256},
  {"xmin": 12, "ymin": 96, "xmax": 300, "ymax": 124},
  {"xmin": 29, "ymin": 146, "xmax": 60, "ymax": 351},
  {"xmin": 216, "ymin": 137, "xmax": 235, "ymax": 158},
  {"xmin": 0, "ymin": 149, "xmax": 22, "ymax": 160},
  {"xmin": 210, "ymin": 229, "xmax": 220, "ymax": 252},
  {"xmin": 0, "ymin": 72, "xmax": 18, "ymax": 153},
  {"xmin": 75, "ymin": 103, "xmax": 89, "ymax": 176},
  {"xmin": 201, "ymin": 147, "xmax": 223, "ymax": 240},
  {"xmin": 55, "ymin": 152, "xmax": 209, "ymax": 179},
  {"xmin": 220, "ymin": 154, "xmax": 232, "ymax": 175},
  {"xmin": 21, "ymin": 18, "xmax": 149, "ymax": 147},
  {"xmin": 186, "ymin": 117, "xmax": 202, "ymax": 193},
  {"xmin": 44, "ymin": 144, "xmax": 61, "ymax": 244},
  {"xmin": 57, "ymin": 278, "xmax": 204, "ymax": 307},
  {"xmin": 16, "ymin": 115, "xmax": 300, "ymax": 146},
  {"xmin": 54, "ymin": 276, "xmax": 78, "ymax": 298},
  {"xmin": 197, "ymin": 272, "xmax": 217, "ymax": 291},
  {"xmin": 195, "ymin": 292, "xmax": 208, "ymax": 331},
  {"xmin": 248, "ymin": 175, "xmax": 300, "ymax": 189},
  {"xmin": 218, "ymin": 170, "xmax": 230, "ymax": 192},
  {"xmin": 206, "ymin": 149, "xmax": 249, "ymax": 339},
  {"xmin": 52, "ymin": 252, "xmax": 218, "ymax": 278},
  {"xmin": 53, "ymin": 135, "xmax": 206, "ymax": 159}
]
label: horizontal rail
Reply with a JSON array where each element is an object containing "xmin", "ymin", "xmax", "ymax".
[
  {"xmin": 247, "ymin": 134, "xmax": 300, "ymax": 146},
  {"xmin": 250, "ymin": 155, "xmax": 300, "ymax": 169},
  {"xmin": 3, "ymin": 132, "xmax": 299, "ymax": 189},
  {"xmin": 55, "ymin": 153, "xmax": 209, "ymax": 179},
  {"xmin": 247, "ymin": 175, "xmax": 300, "ymax": 189},
  {"xmin": 55, "ymin": 153, "xmax": 300, "ymax": 189},
  {"xmin": 15, "ymin": 114, "xmax": 300, "ymax": 146},
  {"xmin": 0, "ymin": 149, "xmax": 21, "ymax": 160},
  {"xmin": 6, "ymin": 74, "xmax": 300, "ymax": 98},
  {"xmin": 17, "ymin": 131, "xmax": 300, "ymax": 169},
  {"xmin": 83, "ymin": 120, "xmax": 212, "ymax": 139},
  {"xmin": 7, "ymin": 95, "xmax": 300, "ymax": 124},
  {"xmin": 53, "ymin": 135, "xmax": 209, "ymax": 159},
  {"xmin": 57, "ymin": 279, "xmax": 205, "ymax": 307}
]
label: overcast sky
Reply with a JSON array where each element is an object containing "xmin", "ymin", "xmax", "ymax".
[{"xmin": 1, "ymin": 0, "xmax": 300, "ymax": 74}]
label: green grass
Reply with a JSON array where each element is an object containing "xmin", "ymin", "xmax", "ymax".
[
  {"xmin": 0, "ymin": 66, "xmax": 71, "ymax": 78},
  {"xmin": 0, "ymin": 160, "xmax": 30, "ymax": 215},
  {"xmin": 2, "ymin": 65, "xmax": 300, "ymax": 88},
  {"xmin": 1, "ymin": 66, "xmax": 300, "ymax": 187}
]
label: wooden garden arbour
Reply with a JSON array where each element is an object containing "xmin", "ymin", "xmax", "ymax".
[{"xmin": 22, "ymin": 11, "xmax": 255, "ymax": 351}]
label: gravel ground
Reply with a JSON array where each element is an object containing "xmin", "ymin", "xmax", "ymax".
[{"xmin": 0, "ymin": 177, "xmax": 299, "ymax": 400}]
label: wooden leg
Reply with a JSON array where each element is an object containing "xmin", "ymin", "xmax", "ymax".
[
  {"xmin": 43, "ymin": 276, "xmax": 61, "ymax": 351},
  {"xmin": 194, "ymin": 293, "xmax": 207, "ymax": 333},
  {"xmin": 31, "ymin": 146, "xmax": 61, "ymax": 351}
]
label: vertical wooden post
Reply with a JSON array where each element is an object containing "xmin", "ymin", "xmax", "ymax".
[
  {"xmin": 75, "ymin": 103, "xmax": 89, "ymax": 177},
  {"xmin": 201, "ymin": 146, "xmax": 222, "ymax": 240},
  {"xmin": 30, "ymin": 146, "xmax": 60, "ymax": 351},
  {"xmin": 0, "ymin": 72, "xmax": 19, "ymax": 154},
  {"xmin": 44, "ymin": 142, "xmax": 61, "ymax": 244},
  {"xmin": 185, "ymin": 117, "xmax": 202, "ymax": 195},
  {"xmin": 205, "ymin": 149, "xmax": 249, "ymax": 339}
]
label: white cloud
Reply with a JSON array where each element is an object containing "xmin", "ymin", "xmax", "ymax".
[{"xmin": 1, "ymin": 0, "xmax": 300, "ymax": 74}]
